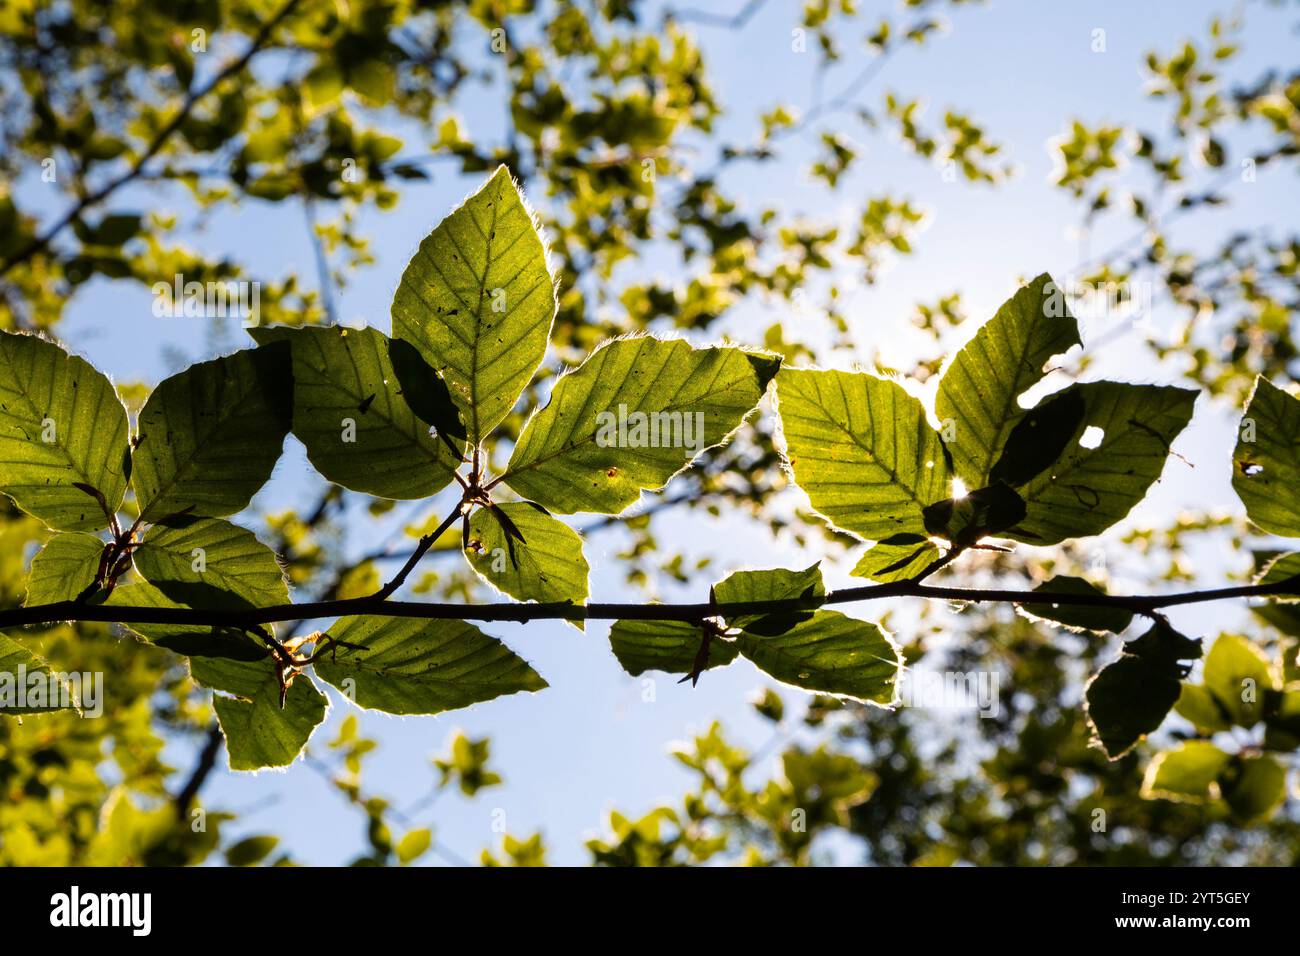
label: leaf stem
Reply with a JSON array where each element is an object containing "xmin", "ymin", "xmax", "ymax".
[{"xmin": 371, "ymin": 503, "xmax": 467, "ymax": 600}]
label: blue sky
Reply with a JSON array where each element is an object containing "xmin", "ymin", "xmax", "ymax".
[{"xmin": 31, "ymin": 0, "xmax": 1300, "ymax": 864}]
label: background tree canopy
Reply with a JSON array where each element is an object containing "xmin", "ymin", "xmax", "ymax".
[{"xmin": 1, "ymin": 0, "xmax": 1299, "ymax": 866}]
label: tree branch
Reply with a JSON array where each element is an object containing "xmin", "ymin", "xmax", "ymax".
[
  {"xmin": 173, "ymin": 724, "xmax": 224, "ymax": 821},
  {"xmin": 6, "ymin": 573, "xmax": 1298, "ymax": 631},
  {"xmin": 667, "ymin": 0, "xmax": 769, "ymax": 30},
  {"xmin": 0, "ymin": 0, "xmax": 305, "ymax": 278}
]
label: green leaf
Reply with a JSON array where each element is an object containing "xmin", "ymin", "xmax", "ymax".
[
  {"xmin": 189, "ymin": 654, "xmax": 275, "ymax": 696},
  {"xmin": 391, "ymin": 165, "xmax": 556, "ymax": 446},
  {"xmin": 225, "ymin": 835, "xmax": 279, "ymax": 867},
  {"xmin": 134, "ymin": 517, "xmax": 289, "ymax": 610},
  {"xmin": 987, "ymin": 386, "xmax": 1086, "ymax": 487},
  {"xmin": 464, "ymin": 502, "xmax": 589, "ymax": 614},
  {"xmin": 922, "ymin": 482, "xmax": 1027, "ymax": 544},
  {"xmin": 387, "ymin": 336, "xmax": 467, "ymax": 445},
  {"xmin": 1253, "ymin": 601, "xmax": 1300, "ymax": 640},
  {"xmin": 713, "ymin": 563, "xmax": 825, "ymax": 635},
  {"xmin": 1232, "ymin": 376, "xmax": 1300, "ymax": 536},
  {"xmin": 213, "ymin": 672, "xmax": 327, "ymax": 771},
  {"xmin": 1020, "ymin": 576, "xmax": 1134, "ymax": 633},
  {"xmin": 1085, "ymin": 656, "xmax": 1181, "ymax": 760},
  {"xmin": 0, "ymin": 331, "xmax": 129, "ymax": 531},
  {"xmin": 687, "ymin": 566, "xmax": 900, "ymax": 701},
  {"xmin": 1173, "ymin": 682, "xmax": 1232, "ymax": 733},
  {"xmin": 1220, "ymin": 753, "xmax": 1288, "ymax": 824},
  {"xmin": 1255, "ymin": 551, "xmax": 1300, "ymax": 602},
  {"xmin": 1007, "ymin": 382, "xmax": 1196, "ymax": 545},
  {"xmin": 1202, "ymin": 633, "xmax": 1276, "ymax": 727},
  {"xmin": 607, "ymin": 619, "xmax": 740, "ymax": 677},
  {"xmin": 735, "ymin": 610, "xmax": 900, "ymax": 704},
  {"xmin": 505, "ymin": 338, "xmax": 778, "ymax": 514},
  {"xmin": 26, "ymin": 532, "xmax": 104, "ymax": 605},
  {"xmin": 132, "ymin": 344, "xmax": 292, "ymax": 523},
  {"xmin": 396, "ymin": 828, "xmax": 432, "ymax": 865},
  {"xmin": 851, "ymin": 533, "xmax": 940, "ymax": 582},
  {"xmin": 935, "ymin": 273, "xmax": 1081, "ymax": 486},
  {"xmin": 0, "ymin": 634, "xmax": 77, "ymax": 714},
  {"xmin": 1140, "ymin": 740, "xmax": 1230, "ymax": 802},
  {"xmin": 1084, "ymin": 621, "xmax": 1201, "ymax": 759},
  {"xmin": 109, "ymin": 582, "xmax": 268, "ymax": 661},
  {"xmin": 1263, "ymin": 688, "xmax": 1300, "ymax": 750},
  {"xmin": 314, "ymin": 616, "xmax": 547, "ymax": 716},
  {"xmin": 248, "ymin": 326, "xmax": 462, "ymax": 500},
  {"xmin": 775, "ymin": 368, "xmax": 951, "ymax": 540}
]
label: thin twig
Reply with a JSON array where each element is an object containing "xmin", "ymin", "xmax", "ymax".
[
  {"xmin": 372, "ymin": 504, "xmax": 466, "ymax": 600},
  {"xmin": 303, "ymin": 195, "xmax": 338, "ymax": 324},
  {"xmin": 667, "ymin": 0, "xmax": 768, "ymax": 30},
  {"xmin": 173, "ymin": 724, "xmax": 224, "ymax": 820}
]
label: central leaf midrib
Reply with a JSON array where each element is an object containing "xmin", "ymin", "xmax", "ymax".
[
  {"xmin": 327, "ymin": 656, "xmax": 518, "ymax": 686},
  {"xmin": 467, "ymin": 179, "xmax": 502, "ymax": 448},
  {"xmin": 973, "ymin": 300, "xmax": 1049, "ymax": 483}
]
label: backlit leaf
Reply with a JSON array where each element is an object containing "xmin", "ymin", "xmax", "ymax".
[
  {"xmin": 1220, "ymin": 753, "xmax": 1288, "ymax": 824},
  {"xmin": 391, "ymin": 166, "xmax": 556, "ymax": 446},
  {"xmin": 505, "ymin": 337, "xmax": 778, "ymax": 514},
  {"xmin": 713, "ymin": 563, "xmax": 824, "ymax": 635},
  {"xmin": 936, "ymin": 273, "xmax": 1081, "ymax": 487},
  {"xmin": 1140, "ymin": 740, "xmax": 1230, "ymax": 802},
  {"xmin": 607, "ymin": 618, "xmax": 739, "ymax": 677},
  {"xmin": 851, "ymin": 533, "xmax": 940, "ymax": 582},
  {"xmin": 25, "ymin": 532, "xmax": 104, "ymax": 605},
  {"xmin": 314, "ymin": 616, "xmax": 547, "ymax": 716},
  {"xmin": 134, "ymin": 516, "xmax": 289, "ymax": 610},
  {"xmin": 1256, "ymin": 551, "xmax": 1300, "ymax": 601},
  {"xmin": 1232, "ymin": 376, "xmax": 1300, "ymax": 536},
  {"xmin": 0, "ymin": 633, "xmax": 76, "ymax": 714},
  {"xmin": 132, "ymin": 344, "xmax": 292, "ymax": 523},
  {"xmin": 213, "ymin": 672, "xmax": 327, "ymax": 771},
  {"xmin": 1007, "ymin": 382, "xmax": 1195, "ymax": 544},
  {"xmin": 249, "ymin": 326, "xmax": 461, "ymax": 499},
  {"xmin": 1201, "ymin": 633, "xmax": 1275, "ymax": 727},
  {"xmin": 775, "ymin": 368, "xmax": 951, "ymax": 540},
  {"xmin": 734, "ymin": 610, "xmax": 900, "ymax": 705},
  {"xmin": 1020, "ymin": 576, "xmax": 1134, "ymax": 633},
  {"xmin": 1173, "ymin": 682, "xmax": 1233, "ymax": 734},
  {"xmin": 110, "ymin": 582, "xmax": 268, "ymax": 662},
  {"xmin": 1084, "ymin": 620, "xmax": 1201, "ymax": 759},
  {"xmin": 464, "ymin": 501, "xmax": 588, "ymax": 614},
  {"xmin": 0, "ymin": 331, "xmax": 129, "ymax": 531}
]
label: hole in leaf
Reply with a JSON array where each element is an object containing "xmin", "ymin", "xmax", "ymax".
[
  {"xmin": 1241, "ymin": 462, "xmax": 1264, "ymax": 477},
  {"xmin": 1079, "ymin": 425, "xmax": 1104, "ymax": 449},
  {"xmin": 951, "ymin": 477, "xmax": 968, "ymax": 499}
]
